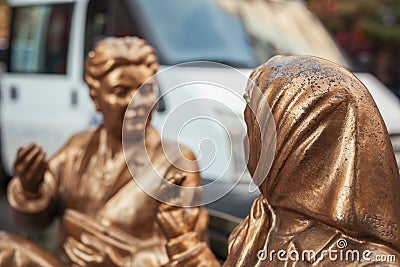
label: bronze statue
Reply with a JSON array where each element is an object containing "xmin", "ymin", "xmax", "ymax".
[
  {"xmin": 6, "ymin": 36, "xmax": 208, "ymax": 266},
  {"xmin": 157, "ymin": 55, "xmax": 400, "ymax": 266}
]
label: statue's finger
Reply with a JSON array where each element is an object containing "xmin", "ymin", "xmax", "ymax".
[
  {"xmin": 15, "ymin": 149, "xmax": 41, "ymax": 177},
  {"xmin": 21, "ymin": 146, "xmax": 41, "ymax": 167},
  {"xmin": 14, "ymin": 144, "xmax": 36, "ymax": 170},
  {"xmin": 184, "ymin": 208, "xmax": 200, "ymax": 230},
  {"xmin": 64, "ymin": 239, "xmax": 88, "ymax": 267},
  {"xmin": 15, "ymin": 144, "xmax": 36, "ymax": 162},
  {"xmin": 19, "ymin": 153, "xmax": 42, "ymax": 179},
  {"xmin": 22, "ymin": 151, "xmax": 46, "ymax": 179},
  {"xmin": 66, "ymin": 236, "xmax": 98, "ymax": 257},
  {"xmin": 81, "ymin": 233, "xmax": 107, "ymax": 254}
]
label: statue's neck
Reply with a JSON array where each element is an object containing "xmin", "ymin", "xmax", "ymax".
[{"xmin": 100, "ymin": 126, "xmax": 123, "ymax": 159}]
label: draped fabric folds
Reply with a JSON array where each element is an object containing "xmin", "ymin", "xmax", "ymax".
[{"xmin": 225, "ymin": 55, "xmax": 400, "ymax": 266}]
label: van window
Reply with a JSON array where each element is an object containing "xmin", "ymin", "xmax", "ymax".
[
  {"xmin": 85, "ymin": 0, "xmax": 139, "ymax": 57},
  {"xmin": 9, "ymin": 3, "xmax": 73, "ymax": 74}
]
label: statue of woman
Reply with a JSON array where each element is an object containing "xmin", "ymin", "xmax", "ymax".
[
  {"xmin": 6, "ymin": 36, "xmax": 208, "ymax": 266},
  {"xmin": 157, "ymin": 55, "xmax": 400, "ymax": 266}
]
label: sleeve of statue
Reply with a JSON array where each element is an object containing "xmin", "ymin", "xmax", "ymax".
[
  {"xmin": 7, "ymin": 166, "xmax": 58, "ymax": 215},
  {"xmin": 6, "ymin": 133, "xmax": 80, "ymax": 230},
  {"xmin": 158, "ymin": 168, "xmax": 220, "ymax": 266},
  {"xmin": 7, "ymin": 163, "xmax": 59, "ymax": 231}
]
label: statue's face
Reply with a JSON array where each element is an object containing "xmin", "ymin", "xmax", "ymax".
[
  {"xmin": 244, "ymin": 104, "xmax": 261, "ymax": 177},
  {"xmin": 94, "ymin": 64, "xmax": 156, "ymax": 139}
]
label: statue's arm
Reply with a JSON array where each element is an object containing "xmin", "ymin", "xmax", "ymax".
[
  {"xmin": 7, "ymin": 163, "xmax": 60, "ymax": 232},
  {"xmin": 7, "ymin": 170, "xmax": 58, "ymax": 228},
  {"xmin": 157, "ymin": 209, "xmax": 220, "ymax": 267},
  {"xmin": 158, "ymin": 149, "xmax": 220, "ymax": 266},
  {"xmin": 7, "ymin": 131, "xmax": 90, "ymax": 229},
  {"xmin": 6, "ymin": 140, "xmax": 71, "ymax": 230}
]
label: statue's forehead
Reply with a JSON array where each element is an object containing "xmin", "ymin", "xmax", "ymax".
[{"xmin": 103, "ymin": 65, "xmax": 153, "ymax": 88}]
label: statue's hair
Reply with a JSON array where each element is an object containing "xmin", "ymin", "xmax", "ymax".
[{"xmin": 84, "ymin": 36, "xmax": 159, "ymax": 91}]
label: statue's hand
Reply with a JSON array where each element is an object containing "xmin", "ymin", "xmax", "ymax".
[
  {"xmin": 156, "ymin": 173, "xmax": 200, "ymax": 239},
  {"xmin": 64, "ymin": 234, "xmax": 125, "ymax": 267},
  {"xmin": 157, "ymin": 204, "xmax": 200, "ymax": 240},
  {"xmin": 13, "ymin": 144, "xmax": 47, "ymax": 194}
]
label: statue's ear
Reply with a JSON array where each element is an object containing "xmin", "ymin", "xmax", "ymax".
[
  {"xmin": 89, "ymin": 87, "xmax": 101, "ymax": 111},
  {"xmin": 85, "ymin": 74, "xmax": 101, "ymax": 111}
]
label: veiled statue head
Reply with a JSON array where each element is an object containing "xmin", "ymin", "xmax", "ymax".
[
  {"xmin": 244, "ymin": 55, "xmax": 400, "ymax": 251},
  {"xmin": 84, "ymin": 36, "xmax": 159, "ymax": 139}
]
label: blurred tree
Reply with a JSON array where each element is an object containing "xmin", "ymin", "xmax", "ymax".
[
  {"xmin": 0, "ymin": 0, "xmax": 9, "ymax": 70},
  {"xmin": 0, "ymin": 2, "xmax": 9, "ymax": 43},
  {"xmin": 307, "ymin": 0, "xmax": 400, "ymax": 95}
]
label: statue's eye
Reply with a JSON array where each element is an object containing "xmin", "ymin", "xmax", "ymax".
[
  {"xmin": 140, "ymin": 83, "xmax": 154, "ymax": 96},
  {"xmin": 114, "ymin": 86, "xmax": 130, "ymax": 97}
]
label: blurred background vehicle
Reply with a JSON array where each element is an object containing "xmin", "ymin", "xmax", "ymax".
[{"xmin": 0, "ymin": 0, "xmax": 399, "ymax": 260}]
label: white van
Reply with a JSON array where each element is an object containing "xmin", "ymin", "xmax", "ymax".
[{"xmin": 1, "ymin": 0, "xmax": 400, "ymax": 184}]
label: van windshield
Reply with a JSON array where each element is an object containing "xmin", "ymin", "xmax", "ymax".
[
  {"xmin": 136, "ymin": 0, "xmax": 350, "ymax": 69},
  {"xmin": 136, "ymin": 0, "xmax": 258, "ymax": 68}
]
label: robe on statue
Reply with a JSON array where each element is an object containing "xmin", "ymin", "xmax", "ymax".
[{"xmin": 6, "ymin": 126, "xmax": 207, "ymax": 266}]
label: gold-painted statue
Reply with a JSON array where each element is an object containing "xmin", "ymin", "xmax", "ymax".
[
  {"xmin": 4, "ymin": 36, "xmax": 208, "ymax": 266},
  {"xmin": 156, "ymin": 55, "xmax": 400, "ymax": 266}
]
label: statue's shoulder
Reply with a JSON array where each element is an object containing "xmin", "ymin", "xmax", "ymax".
[
  {"xmin": 160, "ymin": 138, "xmax": 197, "ymax": 162},
  {"xmin": 68, "ymin": 127, "xmax": 98, "ymax": 146},
  {"xmin": 49, "ymin": 127, "xmax": 99, "ymax": 162},
  {"xmin": 63, "ymin": 128, "xmax": 99, "ymax": 150},
  {"xmin": 148, "ymin": 127, "xmax": 197, "ymax": 163}
]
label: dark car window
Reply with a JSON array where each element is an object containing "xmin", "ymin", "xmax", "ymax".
[
  {"xmin": 9, "ymin": 3, "xmax": 73, "ymax": 74},
  {"xmin": 85, "ymin": 0, "xmax": 140, "ymax": 58}
]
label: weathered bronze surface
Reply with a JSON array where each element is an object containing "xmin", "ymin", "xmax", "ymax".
[
  {"xmin": 0, "ymin": 232, "xmax": 62, "ymax": 267},
  {"xmin": 5, "ymin": 36, "xmax": 208, "ymax": 266},
  {"xmin": 157, "ymin": 55, "xmax": 400, "ymax": 266}
]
